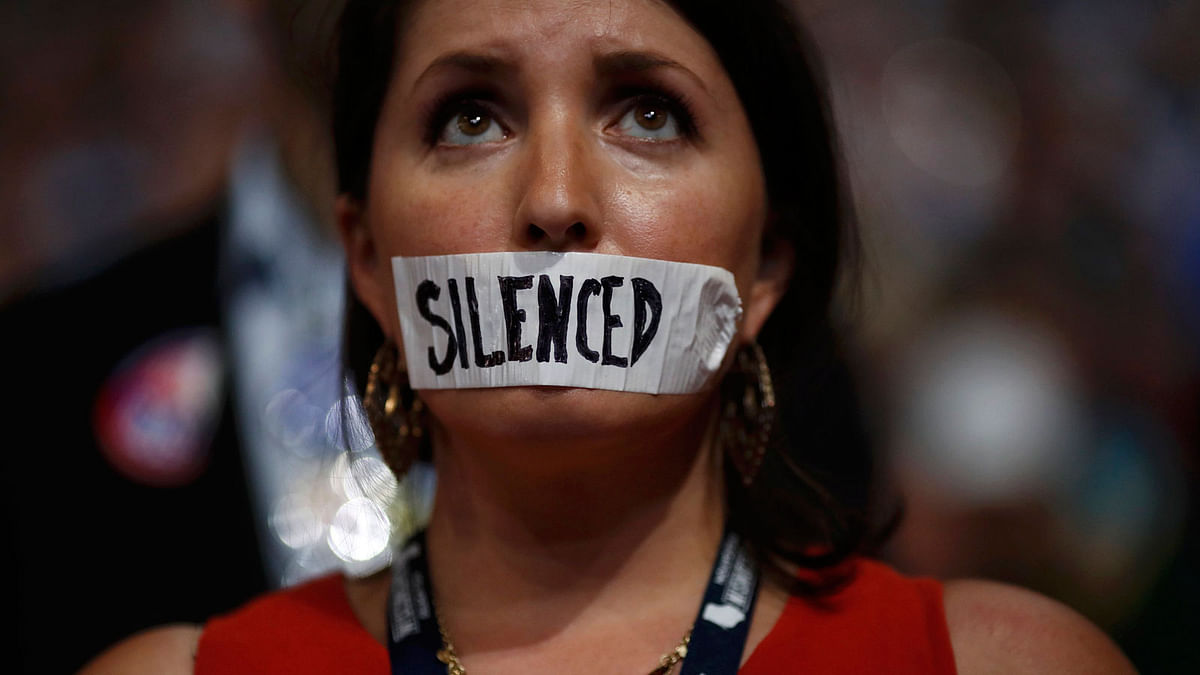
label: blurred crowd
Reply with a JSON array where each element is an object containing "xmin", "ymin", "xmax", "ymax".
[
  {"xmin": 2, "ymin": 0, "xmax": 1197, "ymax": 673},
  {"xmin": 798, "ymin": 2, "xmax": 1198, "ymax": 671}
]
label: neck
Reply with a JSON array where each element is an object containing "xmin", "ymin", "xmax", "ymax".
[{"xmin": 424, "ymin": 396, "xmax": 726, "ymax": 665}]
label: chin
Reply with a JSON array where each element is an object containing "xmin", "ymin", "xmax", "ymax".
[{"xmin": 419, "ymin": 386, "xmax": 710, "ymax": 445}]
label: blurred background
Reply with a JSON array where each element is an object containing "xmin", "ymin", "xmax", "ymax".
[{"xmin": 2, "ymin": 0, "xmax": 1196, "ymax": 672}]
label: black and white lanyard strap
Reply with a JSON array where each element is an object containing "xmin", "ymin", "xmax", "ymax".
[{"xmin": 387, "ymin": 527, "xmax": 761, "ymax": 675}]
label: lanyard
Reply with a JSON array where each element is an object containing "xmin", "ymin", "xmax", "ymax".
[{"xmin": 387, "ymin": 526, "xmax": 760, "ymax": 675}]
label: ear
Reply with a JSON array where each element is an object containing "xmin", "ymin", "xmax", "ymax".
[
  {"xmin": 336, "ymin": 194, "xmax": 395, "ymax": 341},
  {"xmin": 741, "ymin": 228, "xmax": 794, "ymax": 342}
]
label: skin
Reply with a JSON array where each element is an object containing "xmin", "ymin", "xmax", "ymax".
[
  {"xmin": 346, "ymin": 0, "xmax": 786, "ymax": 476},
  {"xmin": 79, "ymin": 1, "xmax": 1137, "ymax": 673}
]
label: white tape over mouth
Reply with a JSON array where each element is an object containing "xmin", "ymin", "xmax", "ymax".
[{"xmin": 392, "ymin": 252, "xmax": 742, "ymax": 394}]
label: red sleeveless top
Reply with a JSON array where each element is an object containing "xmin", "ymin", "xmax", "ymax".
[{"xmin": 196, "ymin": 558, "xmax": 956, "ymax": 674}]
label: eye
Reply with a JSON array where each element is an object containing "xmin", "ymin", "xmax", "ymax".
[
  {"xmin": 438, "ymin": 103, "xmax": 506, "ymax": 146},
  {"xmin": 613, "ymin": 96, "xmax": 684, "ymax": 141}
]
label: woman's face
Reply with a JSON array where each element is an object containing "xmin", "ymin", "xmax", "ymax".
[{"xmin": 343, "ymin": 0, "xmax": 791, "ymax": 450}]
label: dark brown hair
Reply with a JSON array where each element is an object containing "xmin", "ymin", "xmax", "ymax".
[{"xmin": 334, "ymin": 0, "xmax": 878, "ymax": 592}]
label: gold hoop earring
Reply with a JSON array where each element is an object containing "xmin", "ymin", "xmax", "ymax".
[
  {"xmin": 719, "ymin": 342, "xmax": 776, "ymax": 486},
  {"xmin": 363, "ymin": 340, "xmax": 425, "ymax": 478}
]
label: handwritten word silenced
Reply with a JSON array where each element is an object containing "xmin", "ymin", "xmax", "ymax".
[{"xmin": 415, "ymin": 274, "xmax": 662, "ymax": 376}]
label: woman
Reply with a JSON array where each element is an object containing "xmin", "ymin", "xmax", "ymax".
[{"xmin": 83, "ymin": 0, "xmax": 1135, "ymax": 672}]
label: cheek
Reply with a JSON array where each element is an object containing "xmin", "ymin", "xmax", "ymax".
[
  {"xmin": 607, "ymin": 162, "xmax": 764, "ymax": 278},
  {"xmin": 369, "ymin": 169, "xmax": 511, "ymax": 256},
  {"xmin": 363, "ymin": 158, "xmax": 508, "ymax": 340}
]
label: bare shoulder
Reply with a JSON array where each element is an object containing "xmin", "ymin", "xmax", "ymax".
[
  {"xmin": 78, "ymin": 624, "xmax": 202, "ymax": 675},
  {"xmin": 943, "ymin": 579, "xmax": 1137, "ymax": 675}
]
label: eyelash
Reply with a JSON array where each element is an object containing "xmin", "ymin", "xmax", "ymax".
[{"xmin": 422, "ymin": 85, "xmax": 701, "ymax": 147}]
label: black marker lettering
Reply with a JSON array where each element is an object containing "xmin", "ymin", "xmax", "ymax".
[
  {"xmin": 446, "ymin": 278, "xmax": 469, "ymax": 370},
  {"xmin": 576, "ymin": 278, "xmax": 601, "ymax": 363},
  {"xmin": 465, "ymin": 276, "xmax": 505, "ymax": 368},
  {"xmin": 630, "ymin": 278, "xmax": 662, "ymax": 366},
  {"xmin": 498, "ymin": 275, "xmax": 534, "ymax": 362},
  {"xmin": 416, "ymin": 280, "xmax": 456, "ymax": 375},
  {"xmin": 536, "ymin": 274, "xmax": 574, "ymax": 363},
  {"xmin": 600, "ymin": 276, "xmax": 628, "ymax": 368}
]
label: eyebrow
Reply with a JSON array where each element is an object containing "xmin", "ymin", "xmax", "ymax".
[
  {"xmin": 594, "ymin": 50, "xmax": 709, "ymax": 94},
  {"xmin": 411, "ymin": 48, "xmax": 710, "ymax": 96},
  {"xmin": 411, "ymin": 50, "xmax": 515, "ymax": 94}
]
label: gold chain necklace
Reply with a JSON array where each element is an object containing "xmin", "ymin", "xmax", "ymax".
[{"xmin": 435, "ymin": 617, "xmax": 692, "ymax": 675}]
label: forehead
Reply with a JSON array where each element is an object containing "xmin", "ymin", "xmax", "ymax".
[{"xmin": 396, "ymin": 0, "xmax": 723, "ymax": 80}]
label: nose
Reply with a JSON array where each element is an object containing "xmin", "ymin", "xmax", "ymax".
[{"xmin": 511, "ymin": 116, "xmax": 600, "ymax": 250}]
